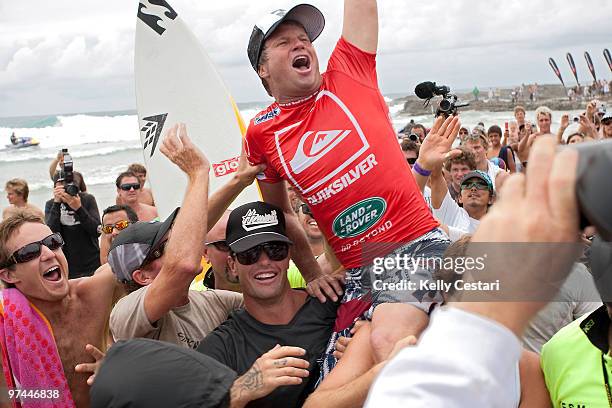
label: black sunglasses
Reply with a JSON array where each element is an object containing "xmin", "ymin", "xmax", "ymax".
[
  {"xmin": 206, "ymin": 240, "xmax": 230, "ymax": 252},
  {"xmin": 1, "ymin": 233, "xmax": 64, "ymax": 268},
  {"xmin": 299, "ymin": 203, "xmax": 313, "ymax": 217},
  {"xmin": 119, "ymin": 183, "xmax": 141, "ymax": 191},
  {"xmin": 406, "ymin": 157, "xmax": 417, "ymax": 165},
  {"xmin": 233, "ymin": 242, "xmax": 289, "ymax": 265}
]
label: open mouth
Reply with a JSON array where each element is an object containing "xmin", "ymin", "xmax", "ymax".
[
  {"xmin": 292, "ymin": 55, "xmax": 311, "ymax": 72},
  {"xmin": 42, "ymin": 266, "xmax": 61, "ymax": 282},
  {"xmin": 254, "ymin": 272, "xmax": 278, "ymax": 282}
]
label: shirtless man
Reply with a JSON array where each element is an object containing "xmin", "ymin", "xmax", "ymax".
[
  {"xmin": 126, "ymin": 163, "xmax": 155, "ymax": 207},
  {"xmin": 115, "ymin": 171, "xmax": 158, "ymax": 222},
  {"xmin": 0, "ymin": 213, "xmax": 121, "ymax": 407},
  {"xmin": 3, "ymin": 178, "xmax": 44, "ymax": 220}
]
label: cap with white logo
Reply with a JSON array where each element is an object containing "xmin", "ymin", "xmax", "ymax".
[
  {"xmin": 226, "ymin": 202, "xmax": 293, "ymax": 252},
  {"xmin": 247, "ymin": 4, "xmax": 325, "ymax": 72}
]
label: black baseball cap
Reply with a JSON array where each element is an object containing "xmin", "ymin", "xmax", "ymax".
[
  {"xmin": 247, "ymin": 4, "xmax": 325, "ymax": 72},
  {"xmin": 226, "ymin": 202, "xmax": 292, "ymax": 252},
  {"xmin": 108, "ymin": 208, "xmax": 179, "ymax": 282},
  {"xmin": 91, "ymin": 339, "xmax": 237, "ymax": 408}
]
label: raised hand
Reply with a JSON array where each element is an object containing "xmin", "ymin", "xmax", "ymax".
[
  {"xmin": 159, "ymin": 123, "xmax": 210, "ymax": 178},
  {"xmin": 415, "ymin": 115, "xmax": 461, "ymax": 171}
]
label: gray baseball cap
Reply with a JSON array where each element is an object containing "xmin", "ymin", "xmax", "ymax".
[
  {"xmin": 108, "ymin": 208, "xmax": 179, "ymax": 282},
  {"xmin": 247, "ymin": 4, "xmax": 325, "ymax": 72}
]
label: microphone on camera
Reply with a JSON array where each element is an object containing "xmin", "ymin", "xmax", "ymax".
[{"xmin": 414, "ymin": 81, "xmax": 451, "ymax": 99}]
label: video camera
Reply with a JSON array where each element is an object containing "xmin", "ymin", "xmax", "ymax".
[
  {"xmin": 58, "ymin": 148, "xmax": 79, "ymax": 196},
  {"xmin": 414, "ymin": 81, "xmax": 469, "ymax": 117}
]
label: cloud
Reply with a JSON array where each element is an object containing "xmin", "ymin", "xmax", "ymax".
[{"xmin": 0, "ymin": 0, "xmax": 610, "ymax": 116}]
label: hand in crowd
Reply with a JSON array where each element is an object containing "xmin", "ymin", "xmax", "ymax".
[
  {"xmin": 306, "ymin": 267, "xmax": 345, "ymax": 303},
  {"xmin": 159, "ymin": 123, "xmax": 210, "ymax": 178},
  {"xmin": 452, "ymin": 136, "xmax": 580, "ymax": 336},
  {"xmin": 231, "ymin": 345, "xmax": 310, "ymax": 406},
  {"xmin": 333, "ymin": 320, "xmax": 368, "ymax": 360},
  {"xmin": 559, "ymin": 114, "xmax": 570, "ymax": 131},
  {"xmin": 236, "ymin": 142, "xmax": 266, "ymax": 188},
  {"xmin": 415, "ymin": 115, "xmax": 461, "ymax": 171},
  {"xmin": 75, "ymin": 344, "xmax": 106, "ymax": 386},
  {"xmin": 578, "ymin": 114, "xmax": 597, "ymax": 139},
  {"xmin": 52, "ymin": 185, "xmax": 82, "ymax": 209},
  {"xmin": 62, "ymin": 192, "xmax": 82, "ymax": 211}
]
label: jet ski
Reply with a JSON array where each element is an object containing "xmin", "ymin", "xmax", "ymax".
[{"xmin": 5, "ymin": 136, "xmax": 40, "ymax": 149}]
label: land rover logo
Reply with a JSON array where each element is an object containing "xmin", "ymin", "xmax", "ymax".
[{"xmin": 333, "ymin": 197, "xmax": 386, "ymax": 238}]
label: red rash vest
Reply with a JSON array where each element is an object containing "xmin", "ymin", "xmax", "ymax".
[{"xmin": 245, "ymin": 37, "xmax": 438, "ymax": 268}]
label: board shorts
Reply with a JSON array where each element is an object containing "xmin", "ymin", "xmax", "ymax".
[{"xmin": 317, "ymin": 227, "xmax": 450, "ymax": 382}]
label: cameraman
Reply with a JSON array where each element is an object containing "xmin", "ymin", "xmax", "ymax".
[{"xmin": 45, "ymin": 171, "xmax": 101, "ymax": 278}]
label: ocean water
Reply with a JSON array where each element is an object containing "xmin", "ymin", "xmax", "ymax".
[{"xmin": 0, "ymin": 101, "xmax": 583, "ymax": 215}]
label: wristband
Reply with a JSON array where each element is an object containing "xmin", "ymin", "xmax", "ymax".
[{"xmin": 413, "ymin": 162, "xmax": 432, "ymax": 177}]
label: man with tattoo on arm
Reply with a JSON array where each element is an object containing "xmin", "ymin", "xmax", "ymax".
[{"xmin": 197, "ymin": 202, "xmax": 338, "ymax": 408}]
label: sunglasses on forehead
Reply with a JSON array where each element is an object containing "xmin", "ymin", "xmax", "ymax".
[
  {"xmin": 233, "ymin": 242, "xmax": 289, "ymax": 265},
  {"xmin": 206, "ymin": 240, "xmax": 230, "ymax": 252},
  {"xmin": 119, "ymin": 183, "xmax": 141, "ymax": 191},
  {"xmin": 1, "ymin": 233, "xmax": 64, "ymax": 269},
  {"xmin": 100, "ymin": 220, "xmax": 132, "ymax": 234}
]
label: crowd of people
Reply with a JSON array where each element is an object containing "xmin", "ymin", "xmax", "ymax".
[{"xmin": 1, "ymin": 1, "xmax": 611, "ymax": 407}]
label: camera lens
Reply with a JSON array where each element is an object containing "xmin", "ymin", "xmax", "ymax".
[
  {"xmin": 409, "ymin": 134, "xmax": 418, "ymax": 142},
  {"xmin": 438, "ymin": 99, "xmax": 452, "ymax": 113}
]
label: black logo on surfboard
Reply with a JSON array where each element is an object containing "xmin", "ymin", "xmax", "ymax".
[
  {"xmin": 137, "ymin": 0, "xmax": 177, "ymax": 35},
  {"xmin": 141, "ymin": 113, "xmax": 167, "ymax": 157}
]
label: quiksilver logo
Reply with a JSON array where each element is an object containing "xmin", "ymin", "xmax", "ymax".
[
  {"xmin": 242, "ymin": 209, "xmax": 278, "ymax": 231},
  {"xmin": 141, "ymin": 113, "xmax": 167, "ymax": 158}
]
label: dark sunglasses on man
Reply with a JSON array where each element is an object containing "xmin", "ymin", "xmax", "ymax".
[
  {"xmin": 406, "ymin": 157, "xmax": 417, "ymax": 165},
  {"xmin": 232, "ymin": 242, "xmax": 290, "ymax": 265},
  {"xmin": 205, "ymin": 240, "xmax": 230, "ymax": 252},
  {"xmin": 461, "ymin": 181, "xmax": 489, "ymax": 191},
  {"xmin": 0, "ymin": 233, "xmax": 64, "ymax": 268},
  {"xmin": 119, "ymin": 183, "xmax": 141, "ymax": 191}
]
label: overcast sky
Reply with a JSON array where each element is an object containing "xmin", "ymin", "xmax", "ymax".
[{"xmin": 1, "ymin": 0, "xmax": 610, "ymax": 117}]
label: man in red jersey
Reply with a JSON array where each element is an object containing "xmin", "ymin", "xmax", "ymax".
[{"xmin": 244, "ymin": 1, "xmax": 460, "ymax": 374}]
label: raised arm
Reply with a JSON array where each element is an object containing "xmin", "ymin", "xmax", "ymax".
[
  {"xmin": 342, "ymin": 0, "xmax": 378, "ymax": 53},
  {"xmin": 207, "ymin": 144, "xmax": 266, "ymax": 230},
  {"xmin": 143, "ymin": 124, "xmax": 210, "ymax": 323}
]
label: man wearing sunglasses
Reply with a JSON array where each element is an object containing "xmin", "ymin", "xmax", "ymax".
[
  {"xmin": 108, "ymin": 124, "xmax": 243, "ymax": 350},
  {"xmin": 202, "ymin": 211, "xmax": 241, "ymax": 292},
  {"xmin": 98, "ymin": 204, "xmax": 139, "ymax": 265},
  {"xmin": 115, "ymin": 171, "xmax": 158, "ymax": 222},
  {"xmin": 197, "ymin": 201, "xmax": 339, "ymax": 408},
  {"xmin": 0, "ymin": 212, "xmax": 125, "ymax": 407},
  {"xmin": 430, "ymin": 170, "xmax": 495, "ymax": 241}
]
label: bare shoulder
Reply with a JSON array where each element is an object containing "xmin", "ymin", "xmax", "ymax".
[{"xmin": 71, "ymin": 263, "xmax": 118, "ymax": 306}]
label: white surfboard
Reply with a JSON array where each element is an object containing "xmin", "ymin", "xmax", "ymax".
[{"xmin": 135, "ymin": 0, "xmax": 260, "ymax": 219}]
